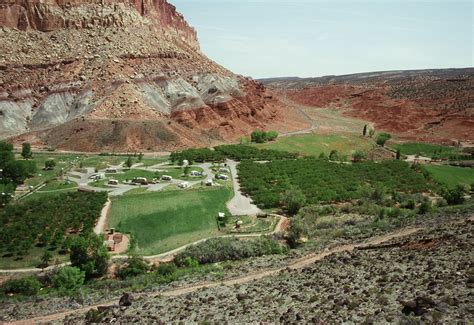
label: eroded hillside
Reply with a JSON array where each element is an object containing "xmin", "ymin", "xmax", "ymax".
[
  {"xmin": 0, "ymin": 0, "xmax": 303, "ymax": 151},
  {"xmin": 262, "ymin": 69, "xmax": 474, "ymax": 144}
]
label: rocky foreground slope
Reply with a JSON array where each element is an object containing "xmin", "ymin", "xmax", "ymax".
[
  {"xmin": 0, "ymin": 0, "xmax": 302, "ymax": 151},
  {"xmin": 263, "ymin": 68, "xmax": 474, "ymax": 144},
  {"xmin": 64, "ymin": 217, "xmax": 473, "ymax": 323}
]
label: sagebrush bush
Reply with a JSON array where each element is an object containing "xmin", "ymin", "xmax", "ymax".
[{"xmin": 155, "ymin": 263, "xmax": 177, "ymax": 276}]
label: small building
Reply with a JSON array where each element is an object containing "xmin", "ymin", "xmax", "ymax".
[
  {"xmin": 108, "ymin": 179, "xmax": 119, "ymax": 186},
  {"xmin": 161, "ymin": 175, "xmax": 173, "ymax": 181},
  {"xmin": 218, "ymin": 212, "xmax": 226, "ymax": 219},
  {"xmin": 178, "ymin": 182, "xmax": 190, "ymax": 189},
  {"xmin": 205, "ymin": 179, "xmax": 214, "ymax": 186}
]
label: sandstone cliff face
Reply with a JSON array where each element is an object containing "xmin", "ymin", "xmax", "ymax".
[
  {"xmin": 0, "ymin": 0, "xmax": 294, "ymax": 151},
  {"xmin": 0, "ymin": 0, "xmax": 198, "ymax": 47}
]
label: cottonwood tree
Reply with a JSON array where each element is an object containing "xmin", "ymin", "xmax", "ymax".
[{"xmin": 21, "ymin": 143, "xmax": 33, "ymax": 159}]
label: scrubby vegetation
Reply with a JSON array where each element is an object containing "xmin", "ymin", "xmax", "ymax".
[
  {"xmin": 174, "ymin": 237, "xmax": 288, "ymax": 265},
  {"xmin": 238, "ymin": 159, "xmax": 432, "ymax": 208},
  {"xmin": 250, "ymin": 130, "xmax": 279, "ymax": 143},
  {"xmin": 0, "ymin": 192, "xmax": 107, "ymax": 259}
]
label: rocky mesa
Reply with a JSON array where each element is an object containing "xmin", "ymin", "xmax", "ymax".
[{"xmin": 0, "ymin": 0, "xmax": 298, "ymax": 151}]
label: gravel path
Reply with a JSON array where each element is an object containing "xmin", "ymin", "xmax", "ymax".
[
  {"xmin": 93, "ymin": 199, "xmax": 111, "ymax": 235},
  {"xmin": 226, "ymin": 160, "xmax": 261, "ymax": 216}
]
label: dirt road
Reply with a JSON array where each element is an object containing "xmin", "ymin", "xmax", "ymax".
[{"xmin": 5, "ymin": 226, "xmax": 422, "ymax": 325}]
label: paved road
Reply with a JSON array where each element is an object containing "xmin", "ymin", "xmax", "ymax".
[{"xmin": 226, "ymin": 160, "xmax": 261, "ymax": 216}]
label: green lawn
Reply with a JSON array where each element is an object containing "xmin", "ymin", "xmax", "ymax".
[
  {"xmin": 40, "ymin": 179, "xmax": 78, "ymax": 191},
  {"xmin": 392, "ymin": 142, "xmax": 463, "ymax": 159},
  {"xmin": 109, "ymin": 188, "xmax": 233, "ymax": 255},
  {"xmin": 0, "ymin": 247, "xmax": 69, "ymax": 269},
  {"xmin": 424, "ymin": 165, "xmax": 474, "ymax": 188},
  {"xmin": 256, "ymin": 134, "xmax": 373, "ymax": 157}
]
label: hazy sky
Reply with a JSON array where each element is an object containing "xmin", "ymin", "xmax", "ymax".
[{"xmin": 171, "ymin": 0, "xmax": 473, "ymax": 78}]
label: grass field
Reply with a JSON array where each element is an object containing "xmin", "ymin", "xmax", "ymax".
[
  {"xmin": 424, "ymin": 165, "xmax": 474, "ymax": 188},
  {"xmin": 392, "ymin": 142, "xmax": 462, "ymax": 159},
  {"xmin": 40, "ymin": 179, "xmax": 77, "ymax": 191},
  {"xmin": 256, "ymin": 134, "xmax": 373, "ymax": 157},
  {"xmin": 109, "ymin": 188, "xmax": 233, "ymax": 255}
]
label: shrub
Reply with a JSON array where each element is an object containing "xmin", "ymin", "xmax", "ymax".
[
  {"xmin": 117, "ymin": 256, "xmax": 149, "ymax": 279},
  {"xmin": 352, "ymin": 150, "xmax": 367, "ymax": 163},
  {"xmin": 418, "ymin": 199, "xmax": 432, "ymax": 214},
  {"xmin": 3, "ymin": 276, "xmax": 41, "ymax": 295},
  {"xmin": 265, "ymin": 131, "xmax": 279, "ymax": 141},
  {"xmin": 44, "ymin": 159, "xmax": 56, "ymax": 170},
  {"xmin": 174, "ymin": 237, "xmax": 287, "ymax": 265},
  {"xmin": 286, "ymin": 216, "xmax": 308, "ymax": 248},
  {"xmin": 281, "ymin": 186, "xmax": 307, "ymax": 215},
  {"xmin": 52, "ymin": 266, "xmax": 85, "ymax": 295},
  {"xmin": 329, "ymin": 150, "xmax": 340, "ymax": 161},
  {"xmin": 442, "ymin": 185, "xmax": 466, "ymax": 205},
  {"xmin": 376, "ymin": 133, "xmax": 392, "ymax": 147},
  {"xmin": 251, "ymin": 130, "xmax": 267, "ymax": 143},
  {"xmin": 156, "ymin": 263, "xmax": 178, "ymax": 276}
]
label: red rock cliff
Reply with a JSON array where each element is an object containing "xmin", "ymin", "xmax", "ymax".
[{"xmin": 0, "ymin": 0, "xmax": 198, "ymax": 48}]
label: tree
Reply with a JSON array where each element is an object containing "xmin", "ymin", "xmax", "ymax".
[
  {"xmin": 281, "ymin": 186, "xmax": 307, "ymax": 215},
  {"xmin": 265, "ymin": 131, "xmax": 279, "ymax": 141},
  {"xmin": 0, "ymin": 141, "xmax": 14, "ymax": 168},
  {"xmin": 68, "ymin": 234, "xmax": 110, "ymax": 279},
  {"xmin": 352, "ymin": 150, "xmax": 367, "ymax": 163},
  {"xmin": 363, "ymin": 125, "xmax": 368, "ymax": 136},
  {"xmin": 125, "ymin": 156, "xmax": 133, "ymax": 168},
  {"xmin": 183, "ymin": 165, "xmax": 190, "ymax": 176},
  {"xmin": 138, "ymin": 153, "xmax": 144, "ymax": 162},
  {"xmin": 39, "ymin": 250, "xmax": 53, "ymax": 268},
  {"xmin": 329, "ymin": 150, "xmax": 340, "ymax": 161},
  {"xmin": 52, "ymin": 266, "xmax": 85, "ymax": 295},
  {"xmin": 376, "ymin": 133, "xmax": 392, "ymax": 147},
  {"xmin": 44, "ymin": 159, "xmax": 56, "ymax": 170},
  {"xmin": 286, "ymin": 216, "xmax": 308, "ymax": 248},
  {"xmin": 251, "ymin": 130, "xmax": 266, "ymax": 144},
  {"xmin": 21, "ymin": 143, "xmax": 33, "ymax": 159},
  {"xmin": 396, "ymin": 149, "xmax": 401, "ymax": 160}
]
